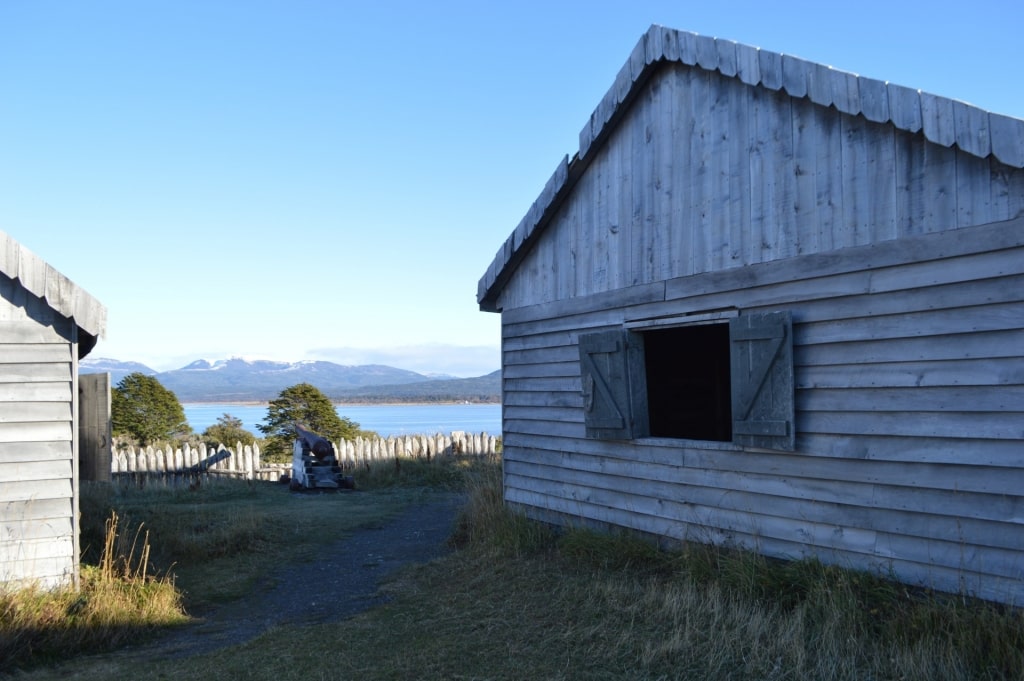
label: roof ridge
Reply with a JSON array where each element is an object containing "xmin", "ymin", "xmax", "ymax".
[{"xmin": 579, "ymin": 25, "xmax": 1024, "ymax": 167}]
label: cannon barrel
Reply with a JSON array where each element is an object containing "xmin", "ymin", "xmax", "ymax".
[{"xmin": 294, "ymin": 423, "xmax": 336, "ymax": 462}]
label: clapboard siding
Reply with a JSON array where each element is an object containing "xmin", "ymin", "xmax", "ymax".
[
  {"xmin": 0, "ymin": 319, "xmax": 70, "ymax": 344},
  {"xmin": 481, "ymin": 27, "xmax": 1024, "ymax": 604},
  {"xmin": 505, "ymin": 452, "xmax": 1023, "ymax": 598},
  {"xmin": 798, "ymin": 411, "xmax": 1020, "ymax": 440},
  {"xmin": 506, "ymin": 484, "xmax": 1023, "ymax": 603},
  {"xmin": 802, "ymin": 358, "xmax": 1024, "ymax": 388},
  {"xmin": 0, "ymin": 419, "xmax": 73, "ymax": 443},
  {"xmin": 798, "ymin": 386, "xmax": 1024, "ymax": 412},
  {"xmin": 0, "ymin": 496, "xmax": 69, "ymax": 522},
  {"xmin": 505, "ymin": 457, "xmax": 1022, "ymax": 561},
  {"xmin": 505, "ymin": 440, "xmax": 1024, "ymax": 503},
  {"xmin": 0, "ymin": 458, "xmax": 72, "ymax": 483},
  {"xmin": 0, "ymin": 344, "xmax": 72, "ymax": 364},
  {"xmin": 0, "ymin": 440, "xmax": 70, "ymax": 463},
  {"xmin": 0, "ymin": 516, "xmax": 74, "ymax": 543},
  {"xmin": 0, "ymin": 362, "xmax": 75, "ymax": 383},
  {"xmin": 498, "ymin": 233, "xmax": 1024, "ymax": 343},
  {"xmin": 0, "ymin": 381, "xmax": 74, "ymax": 403},
  {"xmin": 502, "ymin": 360, "xmax": 579, "ymax": 380},
  {"xmin": 1, "ymin": 478, "xmax": 74, "ymax": 503},
  {"xmin": 1, "ymin": 255, "xmax": 88, "ymax": 589},
  {"xmin": 494, "ymin": 66, "xmax": 1024, "ymax": 312},
  {"xmin": 0, "ymin": 552, "xmax": 75, "ymax": 587},
  {"xmin": 0, "ymin": 537, "xmax": 74, "ymax": 565},
  {"xmin": 495, "ymin": 218, "xmax": 1024, "ymax": 602},
  {"xmin": 0, "ymin": 402, "xmax": 72, "ymax": 424},
  {"xmin": 506, "ymin": 432, "xmax": 1023, "ymax": 498}
]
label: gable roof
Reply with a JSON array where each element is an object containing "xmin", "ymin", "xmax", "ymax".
[
  {"xmin": 0, "ymin": 230, "xmax": 107, "ymax": 356},
  {"xmin": 477, "ymin": 24, "xmax": 1024, "ymax": 312}
]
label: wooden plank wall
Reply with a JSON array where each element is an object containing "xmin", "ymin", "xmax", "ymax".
[
  {"xmin": 496, "ymin": 65, "xmax": 1024, "ymax": 311},
  {"xmin": 0, "ymin": 274, "xmax": 78, "ymax": 589},
  {"xmin": 499, "ymin": 217, "xmax": 1024, "ymax": 604}
]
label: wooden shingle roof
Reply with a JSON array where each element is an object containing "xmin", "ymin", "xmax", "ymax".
[
  {"xmin": 477, "ymin": 24, "xmax": 1024, "ymax": 311},
  {"xmin": 0, "ymin": 231, "xmax": 107, "ymax": 354}
]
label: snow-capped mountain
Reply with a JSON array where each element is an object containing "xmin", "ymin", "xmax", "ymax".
[
  {"xmin": 79, "ymin": 357, "xmax": 456, "ymax": 402},
  {"xmin": 77, "ymin": 358, "xmax": 157, "ymax": 385}
]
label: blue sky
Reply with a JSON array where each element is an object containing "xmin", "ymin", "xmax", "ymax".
[{"xmin": 2, "ymin": 0, "xmax": 1021, "ymax": 376}]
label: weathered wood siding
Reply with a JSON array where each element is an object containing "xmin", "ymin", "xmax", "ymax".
[
  {"xmin": 79, "ymin": 372, "xmax": 111, "ymax": 483},
  {"xmin": 0, "ymin": 273, "xmax": 79, "ymax": 589},
  {"xmin": 481, "ymin": 25, "xmax": 1024, "ymax": 606},
  {"xmin": 495, "ymin": 64, "xmax": 1024, "ymax": 310},
  {"xmin": 499, "ymin": 215, "xmax": 1024, "ymax": 604}
]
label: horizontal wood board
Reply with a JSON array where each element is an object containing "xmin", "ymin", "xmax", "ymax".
[{"xmin": 0, "ymin": 536, "xmax": 75, "ymax": 589}]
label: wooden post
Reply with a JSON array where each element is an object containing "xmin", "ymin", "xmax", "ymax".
[{"xmin": 78, "ymin": 372, "xmax": 111, "ymax": 482}]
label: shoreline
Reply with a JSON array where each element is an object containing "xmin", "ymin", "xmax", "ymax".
[{"xmin": 182, "ymin": 400, "xmax": 501, "ymax": 406}]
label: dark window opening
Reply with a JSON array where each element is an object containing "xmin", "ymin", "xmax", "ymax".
[
  {"xmin": 579, "ymin": 311, "xmax": 793, "ymax": 449},
  {"xmin": 642, "ymin": 324, "xmax": 732, "ymax": 441}
]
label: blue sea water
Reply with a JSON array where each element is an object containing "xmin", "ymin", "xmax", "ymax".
[{"xmin": 183, "ymin": 402, "xmax": 502, "ymax": 438}]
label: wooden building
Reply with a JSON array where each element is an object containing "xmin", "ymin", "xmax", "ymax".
[
  {"xmin": 1, "ymin": 231, "xmax": 107, "ymax": 589},
  {"xmin": 478, "ymin": 26, "xmax": 1024, "ymax": 604}
]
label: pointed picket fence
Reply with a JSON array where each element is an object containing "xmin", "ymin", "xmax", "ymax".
[{"xmin": 111, "ymin": 431, "xmax": 500, "ymax": 483}]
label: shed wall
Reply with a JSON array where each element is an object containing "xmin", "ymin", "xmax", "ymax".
[
  {"xmin": 499, "ymin": 216, "xmax": 1024, "ymax": 604},
  {"xmin": 0, "ymin": 273, "xmax": 78, "ymax": 589},
  {"xmin": 496, "ymin": 64, "xmax": 1024, "ymax": 311}
]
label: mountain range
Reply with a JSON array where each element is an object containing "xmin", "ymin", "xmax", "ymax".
[{"xmin": 80, "ymin": 357, "xmax": 501, "ymax": 403}]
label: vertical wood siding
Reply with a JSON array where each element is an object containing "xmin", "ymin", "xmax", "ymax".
[
  {"xmin": 498, "ymin": 217, "xmax": 1024, "ymax": 604},
  {"xmin": 495, "ymin": 65, "xmax": 1024, "ymax": 311},
  {"xmin": 1, "ymin": 274, "xmax": 77, "ymax": 589}
]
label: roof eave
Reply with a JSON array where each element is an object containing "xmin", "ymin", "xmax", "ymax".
[{"xmin": 0, "ymin": 231, "xmax": 108, "ymax": 344}]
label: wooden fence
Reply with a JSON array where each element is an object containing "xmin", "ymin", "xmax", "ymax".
[{"xmin": 111, "ymin": 431, "xmax": 500, "ymax": 483}]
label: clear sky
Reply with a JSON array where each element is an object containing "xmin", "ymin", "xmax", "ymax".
[{"xmin": 2, "ymin": 0, "xmax": 1021, "ymax": 376}]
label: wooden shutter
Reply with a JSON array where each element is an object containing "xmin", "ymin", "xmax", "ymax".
[
  {"xmin": 729, "ymin": 311, "xmax": 795, "ymax": 451},
  {"xmin": 578, "ymin": 330, "xmax": 647, "ymax": 440}
]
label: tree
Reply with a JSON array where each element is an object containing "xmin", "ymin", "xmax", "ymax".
[
  {"xmin": 257, "ymin": 383, "xmax": 361, "ymax": 460},
  {"xmin": 111, "ymin": 372, "xmax": 191, "ymax": 445},
  {"xmin": 202, "ymin": 414, "xmax": 257, "ymax": 447}
]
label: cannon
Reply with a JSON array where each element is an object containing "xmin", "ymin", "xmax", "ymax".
[{"xmin": 288, "ymin": 424, "xmax": 355, "ymax": 491}]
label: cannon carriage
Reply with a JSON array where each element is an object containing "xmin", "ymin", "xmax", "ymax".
[{"xmin": 287, "ymin": 424, "xmax": 355, "ymax": 491}]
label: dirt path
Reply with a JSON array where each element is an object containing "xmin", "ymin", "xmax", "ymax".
[{"xmin": 126, "ymin": 493, "xmax": 465, "ymax": 660}]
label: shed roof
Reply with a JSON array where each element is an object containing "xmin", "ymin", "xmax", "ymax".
[
  {"xmin": 0, "ymin": 230, "xmax": 107, "ymax": 356},
  {"xmin": 477, "ymin": 24, "xmax": 1024, "ymax": 311}
]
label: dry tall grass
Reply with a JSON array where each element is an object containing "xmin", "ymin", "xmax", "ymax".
[
  {"xmin": 1, "ymin": 511, "xmax": 187, "ymax": 673},
  {"xmin": 439, "ymin": 463, "xmax": 1024, "ymax": 680}
]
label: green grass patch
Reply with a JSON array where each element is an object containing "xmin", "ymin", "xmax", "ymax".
[
  {"xmin": 352, "ymin": 450, "xmax": 497, "ymax": 491},
  {"xmin": 4, "ymin": 458, "xmax": 462, "ymax": 675},
  {"xmin": 78, "ymin": 468, "xmax": 449, "ymax": 611}
]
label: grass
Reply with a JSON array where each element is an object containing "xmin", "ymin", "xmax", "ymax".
[
  {"xmin": 1, "ymin": 510, "xmax": 187, "ymax": 671},
  {"xmin": 7, "ymin": 455, "xmax": 1024, "ymax": 680},
  {"xmin": 3, "ymin": 458, "xmax": 465, "ymax": 676}
]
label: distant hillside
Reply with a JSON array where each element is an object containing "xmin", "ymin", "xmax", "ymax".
[
  {"xmin": 330, "ymin": 370, "xmax": 501, "ymax": 404},
  {"xmin": 78, "ymin": 358, "xmax": 157, "ymax": 385},
  {"xmin": 80, "ymin": 357, "xmax": 500, "ymax": 403},
  {"xmin": 156, "ymin": 358, "xmax": 432, "ymax": 402}
]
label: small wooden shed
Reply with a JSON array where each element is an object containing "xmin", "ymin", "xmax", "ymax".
[
  {"xmin": 478, "ymin": 26, "xmax": 1024, "ymax": 604},
  {"xmin": 1, "ymin": 231, "xmax": 107, "ymax": 590}
]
